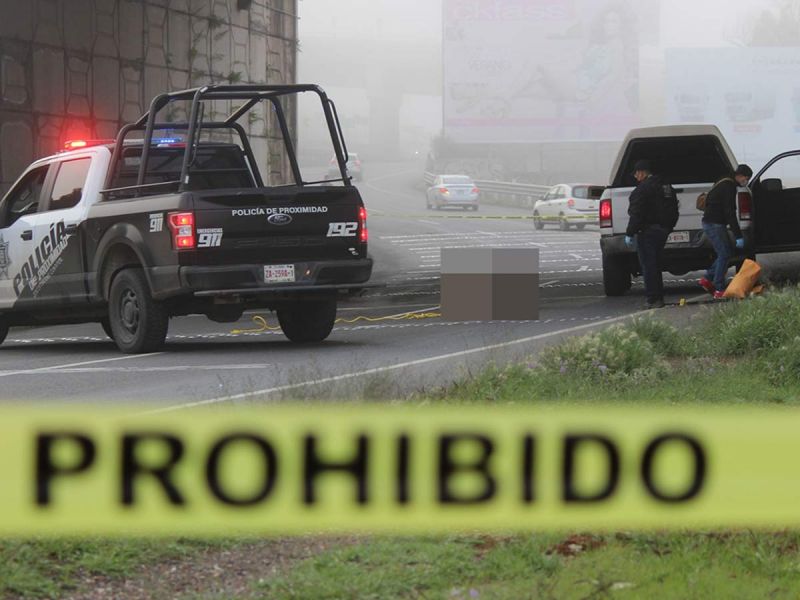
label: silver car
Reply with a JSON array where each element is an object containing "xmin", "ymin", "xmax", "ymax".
[
  {"xmin": 426, "ymin": 175, "xmax": 480, "ymax": 211},
  {"xmin": 533, "ymin": 183, "xmax": 603, "ymax": 231}
]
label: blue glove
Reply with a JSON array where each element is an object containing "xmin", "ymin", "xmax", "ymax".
[
  {"xmin": 735, "ymin": 238, "xmax": 745, "ymax": 250},
  {"xmin": 624, "ymin": 235, "xmax": 635, "ymax": 249}
]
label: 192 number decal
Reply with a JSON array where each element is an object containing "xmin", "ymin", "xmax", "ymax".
[{"xmin": 327, "ymin": 222, "xmax": 358, "ymax": 237}]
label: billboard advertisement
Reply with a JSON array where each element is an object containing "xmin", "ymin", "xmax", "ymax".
[
  {"xmin": 666, "ymin": 48, "xmax": 800, "ymax": 168},
  {"xmin": 443, "ymin": 0, "xmax": 659, "ymax": 144}
]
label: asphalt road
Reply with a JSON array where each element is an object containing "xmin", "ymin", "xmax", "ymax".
[{"xmin": 2, "ymin": 161, "xmax": 792, "ymax": 407}]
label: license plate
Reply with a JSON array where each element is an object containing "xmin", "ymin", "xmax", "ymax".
[
  {"xmin": 667, "ymin": 231, "xmax": 690, "ymax": 244},
  {"xmin": 264, "ymin": 264, "xmax": 295, "ymax": 283}
]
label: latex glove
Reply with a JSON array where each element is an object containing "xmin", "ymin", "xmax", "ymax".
[
  {"xmin": 735, "ymin": 238, "xmax": 745, "ymax": 250},
  {"xmin": 624, "ymin": 235, "xmax": 635, "ymax": 249}
]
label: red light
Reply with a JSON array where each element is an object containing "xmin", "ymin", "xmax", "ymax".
[
  {"xmin": 167, "ymin": 212, "xmax": 195, "ymax": 250},
  {"xmin": 63, "ymin": 139, "xmax": 115, "ymax": 151},
  {"xmin": 567, "ymin": 198, "xmax": 576, "ymax": 208},
  {"xmin": 358, "ymin": 206, "xmax": 368, "ymax": 243},
  {"xmin": 599, "ymin": 199, "xmax": 613, "ymax": 228},
  {"xmin": 439, "ymin": 187, "xmax": 449, "ymax": 194},
  {"xmin": 472, "ymin": 187, "xmax": 480, "ymax": 194},
  {"xmin": 738, "ymin": 191, "xmax": 752, "ymax": 221}
]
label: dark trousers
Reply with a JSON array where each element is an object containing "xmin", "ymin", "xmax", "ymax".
[{"xmin": 636, "ymin": 225, "xmax": 670, "ymax": 303}]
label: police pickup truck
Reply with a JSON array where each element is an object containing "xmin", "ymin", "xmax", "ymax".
[{"xmin": 0, "ymin": 85, "xmax": 372, "ymax": 353}]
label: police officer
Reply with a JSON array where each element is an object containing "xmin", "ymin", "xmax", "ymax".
[{"xmin": 625, "ymin": 160, "xmax": 678, "ymax": 309}]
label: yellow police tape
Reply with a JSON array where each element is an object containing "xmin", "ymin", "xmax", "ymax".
[
  {"xmin": 231, "ymin": 309, "xmax": 442, "ymax": 334},
  {"xmin": 4, "ymin": 405, "xmax": 800, "ymax": 535}
]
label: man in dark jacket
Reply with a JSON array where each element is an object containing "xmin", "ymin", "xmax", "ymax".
[
  {"xmin": 697, "ymin": 164, "xmax": 750, "ymax": 298},
  {"xmin": 625, "ymin": 160, "xmax": 677, "ymax": 309}
]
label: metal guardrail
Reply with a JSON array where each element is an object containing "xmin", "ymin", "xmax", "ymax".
[{"xmin": 423, "ymin": 172, "xmax": 550, "ymax": 209}]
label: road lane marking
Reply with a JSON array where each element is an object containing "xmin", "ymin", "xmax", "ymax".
[
  {"xmin": 0, "ymin": 353, "xmax": 164, "ymax": 378},
  {"xmin": 0, "ymin": 364, "xmax": 273, "ymax": 375},
  {"xmin": 148, "ymin": 311, "xmax": 655, "ymax": 413}
]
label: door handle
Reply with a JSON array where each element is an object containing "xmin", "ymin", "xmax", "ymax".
[
  {"xmin": 20, "ymin": 230, "xmax": 32, "ymax": 241},
  {"xmin": 64, "ymin": 223, "xmax": 78, "ymax": 235}
]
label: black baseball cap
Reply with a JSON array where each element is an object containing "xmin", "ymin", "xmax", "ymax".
[
  {"xmin": 632, "ymin": 160, "xmax": 652, "ymax": 174},
  {"xmin": 735, "ymin": 164, "xmax": 753, "ymax": 179}
]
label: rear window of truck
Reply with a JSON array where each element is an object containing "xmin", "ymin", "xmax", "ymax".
[
  {"xmin": 573, "ymin": 186, "xmax": 603, "ymax": 200},
  {"xmin": 108, "ymin": 144, "xmax": 255, "ymax": 192},
  {"xmin": 613, "ymin": 136, "xmax": 733, "ymax": 187}
]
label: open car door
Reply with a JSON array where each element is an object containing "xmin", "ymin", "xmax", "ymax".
[{"xmin": 752, "ymin": 151, "xmax": 800, "ymax": 252}]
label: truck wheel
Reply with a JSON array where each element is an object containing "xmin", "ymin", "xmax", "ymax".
[
  {"xmin": 108, "ymin": 269, "xmax": 169, "ymax": 354},
  {"xmin": 560, "ymin": 217, "xmax": 570, "ymax": 231},
  {"xmin": 602, "ymin": 254, "xmax": 632, "ymax": 296},
  {"xmin": 100, "ymin": 317, "xmax": 113, "ymax": 340},
  {"xmin": 576, "ymin": 224, "xmax": 586, "ymax": 231},
  {"xmin": 277, "ymin": 298, "xmax": 337, "ymax": 343},
  {"xmin": 533, "ymin": 212, "xmax": 544, "ymax": 230},
  {"xmin": 0, "ymin": 315, "xmax": 8, "ymax": 346}
]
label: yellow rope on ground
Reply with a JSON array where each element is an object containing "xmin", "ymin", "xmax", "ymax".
[{"xmin": 230, "ymin": 309, "xmax": 442, "ymax": 335}]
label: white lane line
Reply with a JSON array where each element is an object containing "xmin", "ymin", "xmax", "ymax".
[
  {"xmin": 0, "ymin": 353, "xmax": 164, "ymax": 378},
  {"xmin": 0, "ymin": 364, "xmax": 273, "ymax": 375},
  {"xmin": 417, "ymin": 219, "xmax": 440, "ymax": 226},
  {"xmin": 540, "ymin": 280, "xmax": 560, "ymax": 288},
  {"xmin": 147, "ymin": 311, "xmax": 651, "ymax": 413}
]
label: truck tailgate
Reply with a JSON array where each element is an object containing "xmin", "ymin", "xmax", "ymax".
[
  {"xmin": 608, "ymin": 183, "xmax": 712, "ymax": 236},
  {"xmin": 189, "ymin": 186, "xmax": 365, "ymax": 266}
]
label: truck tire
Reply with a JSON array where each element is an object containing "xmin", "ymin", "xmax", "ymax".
[
  {"xmin": 533, "ymin": 212, "xmax": 544, "ymax": 230},
  {"xmin": 108, "ymin": 269, "xmax": 169, "ymax": 354},
  {"xmin": 0, "ymin": 315, "xmax": 8, "ymax": 346},
  {"xmin": 560, "ymin": 217, "xmax": 570, "ymax": 231},
  {"xmin": 277, "ymin": 299, "xmax": 337, "ymax": 343},
  {"xmin": 100, "ymin": 317, "xmax": 113, "ymax": 340},
  {"xmin": 602, "ymin": 254, "xmax": 632, "ymax": 296}
]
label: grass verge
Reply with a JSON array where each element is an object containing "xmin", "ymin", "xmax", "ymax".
[
  {"xmin": 0, "ymin": 539, "xmax": 227, "ymax": 599},
  {"xmin": 258, "ymin": 533, "xmax": 800, "ymax": 600}
]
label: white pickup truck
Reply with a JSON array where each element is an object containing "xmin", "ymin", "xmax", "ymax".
[{"xmin": 599, "ymin": 124, "xmax": 800, "ymax": 296}]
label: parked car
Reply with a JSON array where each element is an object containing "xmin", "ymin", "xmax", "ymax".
[
  {"xmin": 426, "ymin": 175, "xmax": 480, "ymax": 211},
  {"xmin": 533, "ymin": 184, "xmax": 603, "ymax": 230},
  {"xmin": 327, "ymin": 152, "xmax": 363, "ymax": 182},
  {"xmin": 598, "ymin": 124, "xmax": 800, "ymax": 297}
]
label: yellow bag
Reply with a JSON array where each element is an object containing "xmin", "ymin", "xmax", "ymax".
[{"xmin": 723, "ymin": 259, "xmax": 762, "ymax": 299}]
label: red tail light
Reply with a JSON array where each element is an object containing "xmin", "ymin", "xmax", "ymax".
[
  {"xmin": 738, "ymin": 191, "xmax": 752, "ymax": 221},
  {"xmin": 599, "ymin": 199, "xmax": 613, "ymax": 228},
  {"xmin": 439, "ymin": 187, "xmax": 449, "ymax": 194},
  {"xmin": 358, "ymin": 206, "xmax": 368, "ymax": 243},
  {"xmin": 567, "ymin": 198, "xmax": 576, "ymax": 208},
  {"xmin": 167, "ymin": 212, "xmax": 195, "ymax": 249},
  {"xmin": 472, "ymin": 187, "xmax": 480, "ymax": 194}
]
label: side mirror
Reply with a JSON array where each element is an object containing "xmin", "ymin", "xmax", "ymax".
[{"xmin": 762, "ymin": 178, "xmax": 783, "ymax": 193}]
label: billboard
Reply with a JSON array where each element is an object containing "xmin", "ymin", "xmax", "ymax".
[
  {"xmin": 443, "ymin": 0, "xmax": 660, "ymax": 144},
  {"xmin": 666, "ymin": 48, "xmax": 800, "ymax": 167}
]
